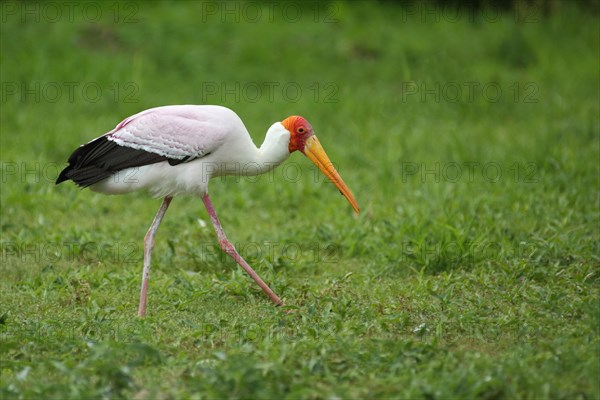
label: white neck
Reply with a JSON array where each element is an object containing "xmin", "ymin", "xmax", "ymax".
[{"xmin": 242, "ymin": 122, "xmax": 291, "ymax": 176}]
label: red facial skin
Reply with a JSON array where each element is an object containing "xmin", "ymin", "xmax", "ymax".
[
  {"xmin": 282, "ymin": 116, "xmax": 314, "ymax": 153},
  {"xmin": 281, "ymin": 115, "xmax": 361, "ymax": 214}
]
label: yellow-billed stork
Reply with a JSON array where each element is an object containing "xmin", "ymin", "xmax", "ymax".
[{"xmin": 56, "ymin": 105, "xmax": 359, "ymax": 317}]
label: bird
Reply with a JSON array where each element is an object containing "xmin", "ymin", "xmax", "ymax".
[{"xmin": 56, "ymin": 105, "xmax": 360, "ymax": 317}]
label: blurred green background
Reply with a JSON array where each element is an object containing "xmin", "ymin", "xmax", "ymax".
[{"xmin": 1, "ymin": 1, "xmax": 599, "ymax": 398}]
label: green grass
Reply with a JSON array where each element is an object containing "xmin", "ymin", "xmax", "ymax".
[{"xmin": 1, "ymin": 1, "xmax": 599, "ymax": 398}]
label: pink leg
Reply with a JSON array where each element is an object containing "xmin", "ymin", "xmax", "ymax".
[
  {"xmin": 202, "ymin": 194, "xmax": 283, "ymax": 306},
  {"xmin": 138, "ymin": 196, "xmax": 172, "ymax": 317}
]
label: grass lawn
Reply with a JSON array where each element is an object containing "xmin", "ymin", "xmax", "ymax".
[{"xmin": 1, "ymin": 1, "xmax": 599, "ymax": 398}]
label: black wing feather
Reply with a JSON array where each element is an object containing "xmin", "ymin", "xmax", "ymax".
[{"xmin": 56, "ymin": 137, "xmax": 179, "ymax": 187}]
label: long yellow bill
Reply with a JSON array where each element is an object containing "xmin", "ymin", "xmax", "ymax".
[{"xmin": 303, "ymin": 135, "xmax": 360, "ymax": 214}]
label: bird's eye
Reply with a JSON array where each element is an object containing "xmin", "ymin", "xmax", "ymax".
[{"xmin": 298, "ymin": 127, "xmax": 305, "ymax": 133}]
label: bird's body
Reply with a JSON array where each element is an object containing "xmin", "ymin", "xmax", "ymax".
[
  {"xmin": 58, "ymin": 105, "xmax": 291, "ymax": 197},
  {"xmin": 57, "ymin": 105, "xmax": 359, "ymax": 316}
]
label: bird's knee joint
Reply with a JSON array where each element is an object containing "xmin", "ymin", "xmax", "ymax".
[{"xmin": 219, "ymin": 240, "xmax": 236, "ymax": 255}]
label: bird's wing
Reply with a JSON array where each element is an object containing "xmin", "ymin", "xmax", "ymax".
[
  {"xmin": 57, "ymin": 105, "xmax": 239, "ymax": 187},
  {"xmin": 106, "ymin": 105, "xmax": 232, "ymax": 162}
]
